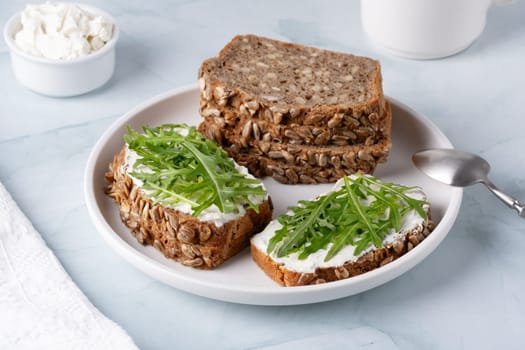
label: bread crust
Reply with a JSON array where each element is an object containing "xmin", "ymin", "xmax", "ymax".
[
  {"xmin": 105, "ymin": 146, "xmax": 273, "ymax": 269},
  {"xmin": 251, "ymin": 212, "xmax": 433, "ymax": 286},
  {"xmin": 210, "ymin": 139, "xmax": 390, "ymax": 184},
  {"xmin": 198, "ymin": 102, "xmax": 392, "ymax": 184},
  {"xmin": 199, "ymin": 98, "xmax": 391, "ymax": 147},
  {"xmin": 199, "ymin": 91, "xmax": 389, "ymax": 140}
]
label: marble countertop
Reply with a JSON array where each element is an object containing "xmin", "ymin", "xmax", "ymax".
[{"xmin": 1, "ymin": 0, "xmax": 525, "ymax": 349}]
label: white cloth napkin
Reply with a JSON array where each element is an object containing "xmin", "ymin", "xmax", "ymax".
[{"xmin": 0, "ymin": 181, "xmax": 138, "ymax": 350}]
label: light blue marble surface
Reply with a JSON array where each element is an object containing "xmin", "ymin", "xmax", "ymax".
[{"xmin": 1, "ymin": 0, "xmax": 525, "ymax": 349}]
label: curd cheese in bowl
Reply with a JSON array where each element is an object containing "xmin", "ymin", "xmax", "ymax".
[
  {"xmin": 3, "ymin": 2, "xmax": 119, "ymax": 97},
  {"xmin": 14, "ymin": 2, "xmax": 113, "ymax": 60}
]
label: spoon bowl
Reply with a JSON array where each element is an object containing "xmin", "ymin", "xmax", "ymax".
[
  {"xmin": 413, "ymin": 148, "xmax": 525, "ymax": 218},
  {"xmin": 412, "ymin": 148, "xmax": 491, "ymax": 187}
]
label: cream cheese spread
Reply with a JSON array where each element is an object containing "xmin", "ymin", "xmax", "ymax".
[
  {"xmin": 251, "ymin": 177, "xmax": 428, "ymax": 273},
  {"xmin": 14, "ymin": 2, "xmax": 113, "ymax": 60},
  {"xmin": 122, "ymin": 143, "xmax": 266, "ymax": 228}
]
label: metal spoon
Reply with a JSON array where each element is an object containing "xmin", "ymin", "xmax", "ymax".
[{"xmin": 412, "ymin": 148, "xmax": 525, "ymax": 218}]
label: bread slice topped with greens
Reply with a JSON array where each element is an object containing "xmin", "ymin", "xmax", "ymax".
[
  {"xmin": 250, "ymin": 173, "xmax": 433, "ymax": 286},
  {"xmin": 105, "ymin": 123, "xmax": 273, "ymax": 269}
]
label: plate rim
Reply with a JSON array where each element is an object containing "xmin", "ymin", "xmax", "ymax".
[{"xmin": 84, "ymin": 83, "xmax": 463, "ymax": 305}]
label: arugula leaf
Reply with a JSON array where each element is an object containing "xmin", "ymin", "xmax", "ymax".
[
  {"xmin": 344, "ymin": 177, "xmax": 381, "ymax": 247},
  {"xmin": 266, "ymin": 173, "xmax": 429, "ymax": 261},
  {"xmin": 274, "ymin": 191, "xmax": 336, "ymax": 258},
  {"xmin": 360, "ymin": 177, "xmax": 429, "ymax": 220},
  {"xmin": 125, "ymin": 124, "xmax": 267, "ymax": 216},
  {"xmin": 325, "ymin": 222, "xmax": 360, "ymax": 261}
]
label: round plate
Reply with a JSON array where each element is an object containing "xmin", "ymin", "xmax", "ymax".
[{"xmin": 84, "ymin": 84, "xmax": 462, "ymax": 305}]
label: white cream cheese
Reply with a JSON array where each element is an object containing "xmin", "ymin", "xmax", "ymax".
[
  {"xmin": 122, "ymin": 142, "xmax": 266, "ymax": 228},
  {"xmin": 251, "ymin": 177, "xmax": 427, "ymax": 273},
  {"xmin": 14, "ymin": 2, "xmax": 113, "ymax": 60}
]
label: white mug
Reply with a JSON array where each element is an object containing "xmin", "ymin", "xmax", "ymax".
[{"xmin": 361, "ymin": 0, "xmax": 512, "ymax": 59}]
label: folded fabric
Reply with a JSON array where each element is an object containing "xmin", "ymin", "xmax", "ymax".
[{"xmin": 0, "ymin": 181, "xmax": 138, "ymax": 350}]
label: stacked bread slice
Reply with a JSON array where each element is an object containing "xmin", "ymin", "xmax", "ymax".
[{"xmin": 198, "ymin": 34, "xmax": 392, "ymax": 184}]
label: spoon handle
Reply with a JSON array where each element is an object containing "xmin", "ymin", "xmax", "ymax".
[{"xmin": 483, "ymin": 179, "xmax": 525, "ymax": 218}]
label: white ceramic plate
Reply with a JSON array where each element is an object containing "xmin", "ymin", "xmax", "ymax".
[{"xmin": 84, "ymin": 84, "xmax": 462, "ymax": 305}]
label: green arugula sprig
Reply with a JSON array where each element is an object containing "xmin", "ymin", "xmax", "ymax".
[
  {"xmin": 124, "ymin": 124, "xmax": 267, "ymax": 216},
  {"xmin": 267, "ymin": 174, "xmax": 428, "ymax": 262}
]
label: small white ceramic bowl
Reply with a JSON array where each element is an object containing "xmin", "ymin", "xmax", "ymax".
[{"xmin": 3, "ymin": 4, "xmax": 119, "ymax": 97}]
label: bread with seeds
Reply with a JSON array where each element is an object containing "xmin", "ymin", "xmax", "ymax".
[
  {"xmin": 218, "ymin": 139, "xmax": 390, "ymax": 184},
  {"xmin": 198, "ymin": 34, "xmax": 387, "ymax": 132},
  {"xmin": 197, "ymin": 34, "xmax": 391, "ymax": 183},
  {"xmin": 250, "ymin": 174, "xmax": 433, "ymax": 286},
  {"xmin": 198, "ymin": 101, "xmax": 392, "ymax": 184},
  {"xmin": 199, "ymin": 100, "xmax": 391, "ymax": 147},
  {"xmin": 105, "ymin": 124, "xmax": 273, "ymax": 269}
]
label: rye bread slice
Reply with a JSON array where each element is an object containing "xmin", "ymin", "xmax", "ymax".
[
  {"xmin": 215, "ymin": 139, "xmax": 391, "ymax": 184},
  {"xmin": 199, "ymin": 34, "xmax": 386, "ymax": 130},
  {"xmin": 250, "ymin": 209, "xmax": 433, "ymax": 287},
  {"xmin": 199, "ymin": 101, "xmax": 390, "ymax": 147},
  {"xmin": 105, "ymin": 147, "xmax": 273, "ymax": 269},
  {"xmin": 198, "ymin": 102, "xmax": 392, "ymax": 184}
]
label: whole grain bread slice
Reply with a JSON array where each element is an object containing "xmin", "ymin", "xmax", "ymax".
[
  {"xmin": 200, "ymin": 96, "xmax": 390, "ymax": 146},
  {"xmin": 216, "ymin": 139, "xmax": 390, "ymax": 184},
  {"xmin": 200, "ymin": 102, "xmax": 390, "ymax": 147},
  {"xmin": 199, "ymin": 34, "xmax": 386, "ymax": 131},
  {"xmin": 105, "ymin": 147, "xmax": 273, "ymax": 269},
  {"xmin": 251, "ymin": 211, "xmax": 433, "ymax": 286},
  {"xmin": 199, "ymin": 99, "xmax": 391, "ymax": 148},
  {"xmin": 198, "ymin": 102, "xmax": 392, "ymax": 184}
]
